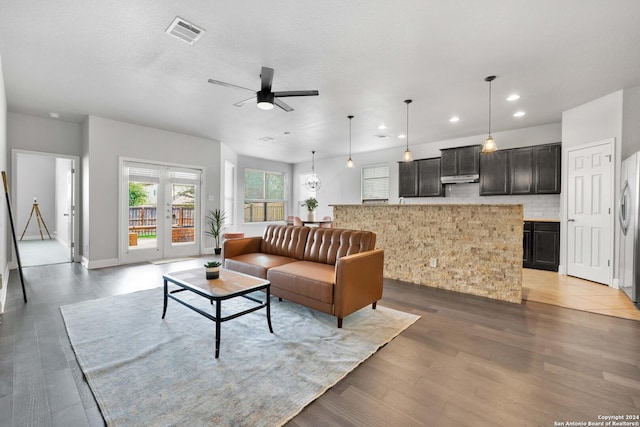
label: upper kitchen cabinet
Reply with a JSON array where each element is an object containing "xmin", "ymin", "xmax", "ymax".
[
  {"xmin": 510, "ymin": 147, "xmax": 535, "ymax": 194},
  {"xmin": 479, "ymin": 150, "xmax": 510, "ymax": 195},
  {"xmin": 418, "ymin": 158, "xmax": 444, "ymax": 197},
  {"xmin": 398, "ymin": 158, "xmax": 444, "ymax": 197},
  {"xmin": 479, "ymin": 142, "xmax": 561, "ymax": 196},
  {"xmin": 534, "ymin": 143, "xmax": 562, "ymax": 194},
  {"xmin": 440, "ymin": 145, "xmax": 481, "ymax": 180},
  {"xmin": 398, "ymin": 161, "xmax": 419, "ymax": 197}
]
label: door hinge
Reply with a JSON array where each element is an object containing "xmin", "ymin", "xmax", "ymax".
[
  {"xmin": 605, "ymin": 154, "xmax": 612, "ymax": 162},
  {"xmin": 609, "ymin": 207, "xmax": 611, "ymax": 214},
  {"xmin": 71, "ymin": 242, "xmax": 75, "ymax": 248},
  {"xmin": 71, "ymin": 168, "xmax": 76, "ymax": 173},
  {"xmin": 608, "ymin": 260, "xmax": 610, "ymax": 267}
]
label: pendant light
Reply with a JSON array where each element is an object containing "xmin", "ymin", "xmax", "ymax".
[
  {"xmin": 402, "ymin": 99, "xmax": 413, "ymax": 162},
  {"xmin": 482, "ymin": 75, "xmax": 497, "ymax": 153},
  {"xmin": 346, "ymin": 115, "xmax": 355, "ymax": 168},
  {"xmin": 305, "ymin": 150, "xmax": 321, "ymax": 191}
]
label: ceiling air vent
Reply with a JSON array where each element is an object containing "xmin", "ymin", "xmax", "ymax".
[
  {"xmin": 374, "ymin": 134, "xmax": 389, "ymax": 139},
  {"xmin": 165, "ymin": 17, "xmax": 205, "ymax": 45}
]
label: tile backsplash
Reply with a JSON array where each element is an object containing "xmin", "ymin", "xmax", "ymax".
[{"xmin": 400, "ymin": 183, "xmax": 560, "ymax": 220}]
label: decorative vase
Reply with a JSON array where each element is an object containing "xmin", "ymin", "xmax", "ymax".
[
  {"xmin": 206, "ymin": 267, "xmax": 220, "ymax": 280},
  {"xmin": 307, "ymin": 210, "xmax": 316, "ymax": 221}
]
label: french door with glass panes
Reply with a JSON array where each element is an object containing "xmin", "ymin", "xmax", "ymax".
[{"xmin": 121, "ymin": 161, "xmax": 201, "ymax": 263}]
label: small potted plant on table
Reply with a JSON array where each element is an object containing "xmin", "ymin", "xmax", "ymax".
[
  {"xmin": 303, "ymin": 197, "xmax": 318, "ymax": 221},
  {"xmin": 204, "ymin": 261, "xmax": 222, "ymax": 280}
]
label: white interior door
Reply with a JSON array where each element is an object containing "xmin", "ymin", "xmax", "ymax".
[{"xmin": 566, "ymin": 140, "xmax": 613, "ymax": 285}]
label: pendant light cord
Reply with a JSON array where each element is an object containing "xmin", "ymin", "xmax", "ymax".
[
  {"xmin": 488, "ymin": 79, "xmax": 492, "ymax": 137},
  {"xmin": 406, "ymin": 101, "xmax": 410, "ymax": 149}
]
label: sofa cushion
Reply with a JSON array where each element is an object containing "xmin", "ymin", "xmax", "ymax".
[
  {"xmin": 268, "ymin": 261, "xmax": 335, "ymax": 304},
  {"xmin": 224, "ymin": 253, "xmax": 297, "ymax": 279},
  {"xmin": 260, "ymin": 225, "xmax": 310, "ymax": 260},
  {"xmin": 303, "ymin": 228, "xmax": 376, "ymax": 265}
]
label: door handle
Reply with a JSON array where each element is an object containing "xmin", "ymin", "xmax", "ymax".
[
  {"xmin": 620, "ymin": 181, "xmax": 630, "ymax": 236},
  {"xmin": 567, "ymin": 218, "xmax": 575, "ymax": 222}
]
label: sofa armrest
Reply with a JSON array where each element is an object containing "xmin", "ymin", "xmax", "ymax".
[
  {"xmin": 223, "ymin": 237, "xmax": 263, "ymax": 261},
  {"xmin": 334, "ymin": 249, "xmax": 384, "ymax": 319}
]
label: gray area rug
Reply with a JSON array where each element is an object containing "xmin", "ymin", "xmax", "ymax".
[{"xmin": 61, "ymin": 287, "xmax": 419, "ymax": 426}]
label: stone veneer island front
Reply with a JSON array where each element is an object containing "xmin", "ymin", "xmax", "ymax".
[{"xmin": 331, "ymin": 204, "xmax": 523, "ymax": 304}]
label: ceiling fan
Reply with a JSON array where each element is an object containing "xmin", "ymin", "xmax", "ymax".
[{"xmin": 208, "ymin": 66, "xmax": 319, "ymax": 112}]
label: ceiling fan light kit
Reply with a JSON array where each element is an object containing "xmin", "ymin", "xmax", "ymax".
[
  {"xmin": 208, "ymin": 66, "xmax": 318, "ymax": 112},
  {"xmin": 482, "ymin": 75, "xmax": 498, "ymax": 154}
]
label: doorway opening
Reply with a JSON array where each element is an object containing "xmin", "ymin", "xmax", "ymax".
[{"xmin": 12, "ymin": 150, "xmax": 78, "ymax": 267}]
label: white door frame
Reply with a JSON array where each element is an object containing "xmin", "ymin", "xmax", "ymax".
[
  {"xmin": 562, "ymin": 138, "xmax": 615, "ymax": 286},
  {"xmin": 11, "ymin": 149, "xmax": 80, "ymax": 264},
  {"xmin": 118, "ymin": 157, "xmax": 205, "ymax": 264}
]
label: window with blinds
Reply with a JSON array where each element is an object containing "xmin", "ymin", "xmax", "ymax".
[
  {"xmin": 361, "ymin": 164, "xmax": 389, "ymax": 202},
  {"xmin": 244, "ymin": 169, "xmax": 287, "ymax": 222}
]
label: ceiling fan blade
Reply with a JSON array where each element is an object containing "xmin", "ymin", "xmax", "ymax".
[
  {"xmin": 273, "ymin": 90, "xmax": 319, "ymax": 97},
  {"xmin": 233, "ymin": 96, "xmax": 256, "ymax": 107},
  {"xmin": 274, "ymin": 98, "xmax": 294, "ymax": 112},
  {"xmin": 260, "ymin": 67, "xmax": 274, "ymax": 92},
  {"xmin": 207, "ymin": 78, "xmax": 255, "ymax": 93}
]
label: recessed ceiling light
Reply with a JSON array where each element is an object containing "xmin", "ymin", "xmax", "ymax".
[
  {"xmin": 398, "ymin": 134, "xmax": 406, "ymax": 139},
  {"xmin": 507, "ymin": 94, "xmax": 520, "ymax": 101},
  {"xmin": 513, "ymin": 111, "xmax": 526, "ymax": 117},
  {"xmin": 49, "ymin": 112, "xmax": 59, "ymax": 118},
  {"xmin": 449, "ymin": 116, "xmax": 460, "ymax": 123},
  {"xmin": 378, "ymin": 123, "xmax": 387, "ymax": 130}
]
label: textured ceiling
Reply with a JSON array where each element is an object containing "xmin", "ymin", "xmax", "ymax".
[{"xmin": 1, "ymin": 0, "xmax": 640, "ymax": 163}]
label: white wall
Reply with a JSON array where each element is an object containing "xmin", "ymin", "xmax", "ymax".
[
  {"xmin": 294, "ymin": 123, "xmax": 563, "ymax": 220},
  {"xmin": 84, "ymin": 116, "xmax": 222, "ymax": 267},
  {"xmin": 15, "ymin": 153, "xmax": 55, "ymax": 239},
  {"xmin": 0, "ymin": 54, "xmax": 8, "ymax": 312},
  {"xmin": 622, "ymin": 87, "xmax": 640, "ymax": 160},
  {"xmin": 7, "ymin": 112, "xmax": 82, "ymax": 156}
]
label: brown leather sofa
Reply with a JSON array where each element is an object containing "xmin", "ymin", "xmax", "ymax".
[{"xmin": 223, "ymin": 224, "xmax": 384, "ymax": 327}]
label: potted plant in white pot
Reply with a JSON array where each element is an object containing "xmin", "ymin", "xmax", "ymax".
[
  {"xmin": 204, "ymin": 261, "xmax": 222, "ymax": 279},
  {"xmin": 205, "ymin": 208, "xmax": 227, "ymax": 255},
  {"xmin": 303, "ymin": 197, "xmax": 318, "ymax": 221}
]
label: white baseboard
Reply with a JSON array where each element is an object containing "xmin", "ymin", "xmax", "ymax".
[
  {"xmin": 81, "ymin": 257, "xmax": 119, "ymax": 269},
  {"xmin": 611, "ymin": 278, "xmax": 620, "ymax": 289},
  {"xmin": 557, "ymin": 264, "xmax": 566, "ymax": 275}
]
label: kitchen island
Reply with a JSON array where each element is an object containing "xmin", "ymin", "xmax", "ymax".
[{"xmin": 331, "ymin": 204, "xmax": 523, "ymax": 304}]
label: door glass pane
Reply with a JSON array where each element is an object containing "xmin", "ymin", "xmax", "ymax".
[
  {"xmin": 128, "ymin": 172, "xmax": 158, "ymax": 251},
  {"xmin": 171, "ymin": 183, "xmax": 195, "ymax": 245}
]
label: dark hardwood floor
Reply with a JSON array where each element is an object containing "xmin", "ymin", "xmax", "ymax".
[{"xmin": 1, "ymin": 260, "xmax": 639, "ymax": 426}]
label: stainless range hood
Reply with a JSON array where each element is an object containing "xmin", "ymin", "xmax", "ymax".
[{"xmin": 441, "ymin": 174, "xmax": 479, "ymax": 184}]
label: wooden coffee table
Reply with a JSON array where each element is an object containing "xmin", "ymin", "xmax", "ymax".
[{"xmin": 162, "ymin": 268, "xmax": 273, "ymax": 358}]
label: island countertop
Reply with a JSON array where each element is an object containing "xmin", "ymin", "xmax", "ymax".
[{"xmin": 331, "ymin": 203, "xmax": 523, "ymax": 304}]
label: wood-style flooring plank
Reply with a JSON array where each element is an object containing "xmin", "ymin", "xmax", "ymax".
[{"xmin": 1, "ymin": 262, "xmax": 639, "ymax": 427}]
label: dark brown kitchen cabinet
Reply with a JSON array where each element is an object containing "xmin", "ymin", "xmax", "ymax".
[
  {"xmin": 535, "ymin": 144, "xmax": 562, "ymax": 193},
  {"xmin": 440, "ymin": 145, "xmax": 481, "ymax": 178},
  {"xmin": 417, "ymin": 158, "xmax": 443, "ymax": 197},
  {"xmin": 398, "ymin": 158, "xmax": 443, "ymax": 197},
  {"xmin": 510, "ymin": 147, "xmax": 535, "ymax": 194},
  {"xmin": 523, "ymin": 221, "xmax": 560, "ymax": 271},
  {"xmin": 479, "ymin": 150, "xmax": 510, "ymax": 195},
  {"xmin": 398, "ymin": 161, "xmax": 418, "ymax": 197},
  {"xmin": 479, "ymin": 142, "xmax": 561, "ymax": 196}
]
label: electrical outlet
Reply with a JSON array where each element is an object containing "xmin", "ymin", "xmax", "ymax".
[{"xmin": 429, "ymin": 258, "xmax": 437, "ymax": 268}]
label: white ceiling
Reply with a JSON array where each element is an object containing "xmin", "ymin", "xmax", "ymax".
[{"xmin": 1, "ymin": 1, "xmax": 640, "ymax": 163}]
